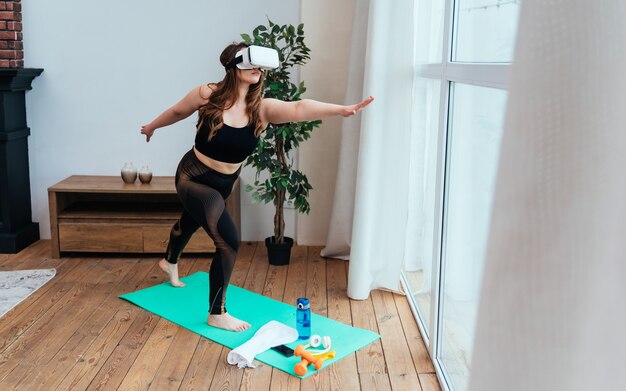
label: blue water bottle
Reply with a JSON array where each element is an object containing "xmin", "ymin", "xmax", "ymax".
[{"xmin": 296, "ymin": 297, "xmax": 311, "ymax": 340}]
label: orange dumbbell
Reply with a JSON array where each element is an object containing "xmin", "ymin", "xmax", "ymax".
[{"xmin": 293, "ymin": 344, "xmax": 324, "ymax": 376}]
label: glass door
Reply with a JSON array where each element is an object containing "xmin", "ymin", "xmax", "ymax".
[
  {"xmin": 402, "ymin": 0, "xmax": 521, "ymax": 390},
  {"xmin": 438, "ymin": 83, "xmax": 506, "ymax": 390}
]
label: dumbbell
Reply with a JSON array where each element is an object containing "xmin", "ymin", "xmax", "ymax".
[{"xmin": 293, "ymin": 344, "xmax": 324, "ymax": 376}]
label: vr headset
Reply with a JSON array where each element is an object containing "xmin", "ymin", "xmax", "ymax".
[{"xmin": 225, "ymin": 45, "xmax": 280, "ymax": 70}]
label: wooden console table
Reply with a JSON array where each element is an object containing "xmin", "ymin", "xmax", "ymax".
[{"xmin": 48, "ymin": 175, "xmax": 240, "ymax": 258}]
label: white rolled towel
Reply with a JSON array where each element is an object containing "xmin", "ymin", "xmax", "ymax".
[{"xmin": 227, "ymin": 320, "xmax": 299, "ymax": 368}]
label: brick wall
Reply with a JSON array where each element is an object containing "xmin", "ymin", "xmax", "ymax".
[{"xmin": 0, "ymin": 0, "xmax": 22, "ymax": 68}]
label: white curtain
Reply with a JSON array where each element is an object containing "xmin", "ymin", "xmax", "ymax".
[
  {"xmin": 320, "ymin": 0, "xmax": 415, "ymax": 299},
  {"xmin": 319, "ymin": 0, "xmax": 369, "ymax": 261},
  {"xmin": 470, "ymin": 1, "xmax": 626, "ymax": 390}
]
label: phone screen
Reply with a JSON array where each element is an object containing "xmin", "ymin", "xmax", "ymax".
[{"xmin": 271, "ymin": 344, "xmax": 295, "ymax": 357}]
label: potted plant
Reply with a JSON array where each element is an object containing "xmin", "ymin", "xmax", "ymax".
[{"xmin": 242, "ymin": 20, "xmax": 321, "ymax": 265}]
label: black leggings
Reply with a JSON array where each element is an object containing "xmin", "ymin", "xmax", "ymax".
[{"xmin": 165, "ymin": 149, "xmax": 240, "ymax": 315}]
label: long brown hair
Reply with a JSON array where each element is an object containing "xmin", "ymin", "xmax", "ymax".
[{"xmin": 197, "ymin": 42, "xmax": 265, "ymax": 140}]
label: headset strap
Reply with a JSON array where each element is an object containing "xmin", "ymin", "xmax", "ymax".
[{"xmin": 225, "ymin": 55, "xmax": 243, "ymax": 70}]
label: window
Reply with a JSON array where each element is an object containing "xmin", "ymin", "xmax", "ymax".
[
  {"xmin": 439, "ymin": 83, "xmax": 506, "ymax": 390},
  {"xmin": 402, "ymin": 1, "xmax": 520, "ymax": 390},
  {"xmin": 453, "ymin": 0, "xmax": 520, "ymax": 63},
  {"xmin": 403, "ymin": 77, "xmax": 440, "ymax": 336}
]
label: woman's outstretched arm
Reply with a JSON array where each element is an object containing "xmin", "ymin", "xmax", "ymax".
[
  {"xmin": 141, "ymin": 85, "xmax": 212, "ymax": 142},
  {"xmin": 261, "ymin": 96, "xmax": 374, "ymax": 125}
]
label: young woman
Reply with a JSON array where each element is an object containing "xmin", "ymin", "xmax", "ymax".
[{"xmin": 141, "ymin": 42, "xmax": 373, "ymax": 332}]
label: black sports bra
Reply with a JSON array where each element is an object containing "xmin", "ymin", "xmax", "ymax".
[{"xmin": 194, "ymin": 121, "xmax": 258, "ymax": 163}]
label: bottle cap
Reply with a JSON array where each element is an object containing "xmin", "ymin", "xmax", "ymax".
[{"xmin": 297, "ymin": 297, "xmax": 310, "ymax": 310}]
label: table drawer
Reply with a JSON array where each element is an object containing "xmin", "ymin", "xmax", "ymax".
[
  {"xmin": 142, "ymin": 225, "xmax": 215, "ymax": 253},
  {"xmin": 59, "ymin": 223, "xmax": 143, "ymax": 252}
]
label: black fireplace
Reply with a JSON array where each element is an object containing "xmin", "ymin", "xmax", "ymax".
[{"xmin": 0, "ymin": 68, "xmax": 43, "ymax": 253}]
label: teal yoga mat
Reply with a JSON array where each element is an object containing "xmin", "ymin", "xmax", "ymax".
[{"xmin": 119, "ymin": 271, "xmax": 380, "ymax": 378}]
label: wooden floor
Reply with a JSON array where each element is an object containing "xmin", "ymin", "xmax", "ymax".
[{"xmin": 0, "ymin": 240, "xmax": 441, "ymax": 391}]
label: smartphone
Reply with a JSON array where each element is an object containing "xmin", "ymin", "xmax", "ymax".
[{"xmin": 271, "ymin": 344, "xmax": 295, "ymax": 357}]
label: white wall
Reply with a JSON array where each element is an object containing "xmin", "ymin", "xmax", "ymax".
[
  {"xmin": 298, "ymin": 0, "xmax": 355, "ymax": 245},
  {"xmin": 22, "ymin": 0, "xmax": 301, "ymax": 241}
]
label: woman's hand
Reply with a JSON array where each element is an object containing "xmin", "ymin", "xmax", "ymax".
[
  {"xmin": 141, "ymin": 124, "xmax": 155, "ymax": 142},
  {"xmin": 139, "ymin": 85, "xmax": 212, "ymax": 142},
  {"xmin": 261, "ymin": 95, "xmax": 376, "ymax": 124},
  {"xmin": 340, "ymin": 96, "xmax": 375, "ymax": 117}
]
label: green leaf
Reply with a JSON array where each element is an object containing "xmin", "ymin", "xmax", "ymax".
[{"xmin": 243, "ymin": 20, "xmax": 321, "ymax": 238}]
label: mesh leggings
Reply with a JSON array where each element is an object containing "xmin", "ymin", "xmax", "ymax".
[{"xmin": 165, "ymin": 149, "xmax": 241, "ymax": 315}]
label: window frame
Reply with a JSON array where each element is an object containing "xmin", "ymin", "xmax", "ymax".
[{"xmin": 401, "ymin": 0, "xmax": 515, "ymax": 390}]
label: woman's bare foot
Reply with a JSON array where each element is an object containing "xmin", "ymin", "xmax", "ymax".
[
  {"xmin": 158, "ymin": 258, "xmax": 186, "ymax": 287},
  {"xmin": 208, "ymin": 312, "xmax": 251, "ymax": 332}
]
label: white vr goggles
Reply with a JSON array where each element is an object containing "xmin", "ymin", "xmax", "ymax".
[{"xmin": 226, "ymin": 45, "xmax": 280, "ymax": 70}]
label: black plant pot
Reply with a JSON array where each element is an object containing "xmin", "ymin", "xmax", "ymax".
[{"xmin": 265, "ymin": 236, "xmax": 294, "ymax": 266}]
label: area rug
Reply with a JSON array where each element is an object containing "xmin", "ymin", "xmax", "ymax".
[
  {"xmin": 0, "ymin": 269, "xmax": 56, "ymax": 318},
  {"xmin": 119, "ymin": 271, "xmax": 380, "ymax": 378}
]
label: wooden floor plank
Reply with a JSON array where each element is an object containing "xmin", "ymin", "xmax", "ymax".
[
  {"xmin": 85, "ymin": 257, "xmax": 194, "ymax": 391},
  {"xmin": 306, "ymin": 246, "xmax": 328, "ymax": 317},
  {"xmin": 0, "ymin": 254, "xmax": 91, "ymax": 353},
  {"xmin": 242, "ymin": 243, "xmax": 270, "ymax": 295},
  {"xmin": 208, "ymin": 242, "xmax": 259, "ymax": 391},
  {"xmin": 258, "ymin": 249, "xmax": 294, "ymax": 390},
  {"xmin": 0, "ymin": 241, "xmax": 442, "ymax": 391},
  {"xmin": 0, "ymin": 253, "xmax": 9, "ymax": 267},
  {"xmin": 393, "ymin": 293, "xmax": 436, "ymax": 374},
  {"xmin": 116, "ymin": 317, "xmax": 180, "ymax": 391},
  {"xmin": 177, "ymin": 246, "xmax": 256, "ymax": 391},
  {"xmin": 209, "ymin": 348, "xmax": 245, "ymax": 391},
  {"xmin": 228, "ymin": 241, "xmax": 257, "ymax": 288},
  {"xmin": 0, "ymin": 257, "xmax": 112, "ymax": 382},
  {"xmin": 3, "ymin": 260, "xmax": 132, "ymax": 389},
  {"xmin": 178, "ymin": 337, "xmax": 223, "ymax": 391},
  {"xmin": 419, "ymin": 373, "xmax": 443, "ymax": 391},
  {"xmin": 371, "ymin": 290, "xmax": 422, "ymax": 391},
  {"xmin": 146, "ymin": 257, "xmax": 205, "ymax": 391},
  {"xmin": 5, "ymin": 241, "xmax": 53, "ymax": 270},
  {"xmin": 86, "ymin": 306, "xmax": 159, "ymax": 391},
  {"xmin": 301, "ymin": 246, "xmax": 330, "ymax": 391},
  {"xmin": 54, "ymin": 259, "xmax": 156, "ymax": 391},
  {"xmin": 349, "ymin": 264, "xmax": 387, "ymax": 381},
  {"xmin": 239, "ymin": 245, "xmax": 273, "ymax": 391},
  {"xmin": 11, "ymin": 259, "xmax": 138, "ymax": 390},
  {"xmin": 326, "ymin": 258, "xmax": 361, "ymax": 391},
  {"xmin": 0, "ymin": 240, "xmax": 49, "ymax": 270},
  {"xmin": 281, "ymin": 245, "xmax": 308, "ymax": 306},
  {"xmin": 269, "ymin": 245, "xmax": 308, "ymax": 391},
  {"xmin": 176, "ymin": 255, "xmax": 225, "ymax": 391},
  {"xmin": 84, "ymin": 259, "xmax": 185, "ymax": 390},
  {"xmin": 0, "ymin": 242, "xmax": 61, "ymax": 322},
  {"xmin": 359, "ymin": 373, "xmax": 393, "ymax": 391},
  {"xmin": 262, "ymin": 255, "xmax": 289, "ymax": 302}
]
